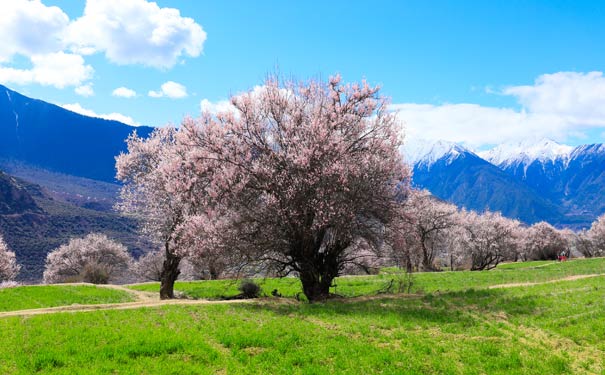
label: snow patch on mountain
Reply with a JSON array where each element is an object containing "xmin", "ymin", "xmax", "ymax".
[
  {"xmin": 570, "ymin": 143, "xmax": 605, "ymax": 158},
  {"xmin": 479, "ymin": 139, "xmax": 573, "ymax": 167},
  {"xmin": 403, "ymin": 139, "xmax": 470, "ymax": 167}
]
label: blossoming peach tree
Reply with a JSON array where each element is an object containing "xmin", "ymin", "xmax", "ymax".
[{"xmin": 118, "ymin": 75, "xmax": 409, "ymax": 301}]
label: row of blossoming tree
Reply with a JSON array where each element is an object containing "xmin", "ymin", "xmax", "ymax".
[
  {"xmin": 392, "ymin": 189, "xmax": 605, "ymax": 272},
  {"xmin": 113, "ymin": 74, "xmax": 605, "ymax": 302}
]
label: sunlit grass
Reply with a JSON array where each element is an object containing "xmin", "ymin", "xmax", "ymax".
[
  {"xmin": 0, "ymin": 285, "xmax": 134, "ymax": 312},
  {"xmin": 128, "ymin": 258, "xmax": 605, "ymax": 300},
  {"xmin": 1, "ymin": 275, "xmax": 603, "ymax": 374}
]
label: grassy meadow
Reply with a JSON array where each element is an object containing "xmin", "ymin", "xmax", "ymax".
[
  {"xmin": 0, "ymin": 258, "xmax": 603, "ymax": 374},
  {"xmin": 0, "ymin": 285, "xmax": 133, "ymax": 312},
  {"xmin": 127, "ymin": 257, "xmax": 605, "ymax": 300}
]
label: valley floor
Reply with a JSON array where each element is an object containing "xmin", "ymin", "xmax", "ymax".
[{"xmin": 1, "ymin": 258, "xmax": 604, "ymax": 374}]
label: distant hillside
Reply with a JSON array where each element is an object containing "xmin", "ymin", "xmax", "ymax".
[
  {"xmin": 0, "ymin": 170, "xmax": 154, "ymax": 281},
  {"xmin": 0, "ymin": 159, "xmax": 120, "ymax": 212},
  {"xmin": 0, "ymin": 84, "xmax": 153, "ymax": 183}
]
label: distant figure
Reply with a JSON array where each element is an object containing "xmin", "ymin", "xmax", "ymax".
[{"xmin": 559, "ymin": 251, "xmax": 567, "ymax": 262}]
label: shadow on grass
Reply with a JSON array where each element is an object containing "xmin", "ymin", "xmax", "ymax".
[{"xmin": 230, "ymin": 287, "xmax": 542, "ymax": 330}]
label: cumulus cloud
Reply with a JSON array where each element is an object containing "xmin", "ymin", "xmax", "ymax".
[
  {"xmin": 0, "ymin": 52, "xmax": 93, "ymax": 88},
  {"xmin": 503, "ymin": 71, "xmax": 605, "ymax": 127},
  {"xmin": 75, "ymin": 83, "xmax": 94, "ymax": 97},
  {"xmin": 112, "ymin": 87, "xmax": 137, "ymax": 98},
  {"xmin": 148, "ymin": 81, "xmax": 188, "ymax": 99},
  {"xmin": 0, "ymin": 0, "xmax": 69, "ymax": 62},
  {"xmin": 0, "ymin": 0, "xmax": 205, "ymax": 90},
  {"xmin": 200, "ymin": 98, "xmax": 235, "ymax": 114},
  {"xmin": 65, "ymin": 0, "xmax": 206, "ymax": 68},
  {"xmin": 394, "ymin": 71, "xmax": 605, "ymax": 148},
  {"xmin": 61, "ymin": 103, "xmax": 140, "ymax": 126}
]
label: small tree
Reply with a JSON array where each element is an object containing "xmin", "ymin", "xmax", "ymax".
[
  {"xmin": 131, "ymin": 250, "xmax": 164, "ymax": 282},
  {"xmin": 525, "ymin": 222, "xmax": 566, "ymax": 260},
  {"xmin": 116, "ymin": 127, "xmax": 197, "ymax": 299},
  {"xmin": 399, "ymin": 190, "xmax": 458, "ymax": 271},
  {"xmin": 457, "ymin": 211, "xmax": 521, "ymax": 270},
  {"xmin": 588, "ymin": 214, "xmax": 605, "ymax": 256},
  {"xmin": 0, "ymin": 235, "xmax": 20, "ymax": 281},
  {"xmin": 575, "ymin": 230, "xmax": 597, "ymax": 258},
  {"xmin": 43, "ymin": 233, "xmax": 131, "ymax": 284}
]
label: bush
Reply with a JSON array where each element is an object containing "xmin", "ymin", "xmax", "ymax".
[
  {"xmin": 43, "ymin": 233, "xmax": 132, "ymax": 284},
  {"xmin": 238, "ymin": 280, "xmax": 261, "ymax": 299},
  {"xmin": 81, "ymin": 263, "xmax": 110, "ymax": 284}
]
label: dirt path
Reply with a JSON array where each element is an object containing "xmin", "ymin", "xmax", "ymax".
[
  {"xmin": 488, "ymin": 273, "xmax": 605, "ymax": 289},
  {"xmin": 0, "ymin": 297, "xmax": 253, "ymax": 318},
  {"xmin": 0, "ymin": 282, "xmax": 256, "ymax": 318}
]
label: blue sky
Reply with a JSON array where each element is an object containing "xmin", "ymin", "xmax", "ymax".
[{"xmin": 1, "ymin": 0, "xmax": 605, "ymax": 149}]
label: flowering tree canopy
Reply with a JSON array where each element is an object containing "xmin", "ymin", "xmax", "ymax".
[
  {"xmin": 397, "ymin": 189, "xmax": 458, "ymax": 271},
  {"xmin": 0, "ymin": 235, "xmax": 20, "ymax": 282},
  {"xmin": 456, "ymin": 211, "xmax": 521, "ymax": 270},
  {"xmin": 588, "ymin": 214, "xmax": 605, "ymax": 256},
  {"xmin": 525, "ymin": 221, "xmax": 567, "ymax": 260},
  {"xmin": 116, "ymin": 127, "xmax": 200, "ymax": 298},
  {"xmin": 42, "ymin": 233, "xmax": 131, "ymax": 284},
  {"xmin": 170, "ymin": 75, "xmax": 409, "ymax": 301}
]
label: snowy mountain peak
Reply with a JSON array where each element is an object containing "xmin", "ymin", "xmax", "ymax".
[
  {"xmin": 403, "ymin": 139, "xmax": 471, "ymax": 167},
  {"xmin": 479, "ymin": 138, "xmax": 573, "ymax": 167},
  {"xmin": 570, "ymin": 143, "xmax": 605, "ymax": 158}
]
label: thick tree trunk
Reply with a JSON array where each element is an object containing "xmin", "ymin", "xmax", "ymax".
[
  {"xmin": 159, "ymin": 243, "xmax": 181, "ymax": 300},
  {"xmin": 299, "ymin": 269, "xmax": 334, "ymax": 303},
  {"xmin": 208, "ymin": 264, "xmax": 219, "ymax": 280}
]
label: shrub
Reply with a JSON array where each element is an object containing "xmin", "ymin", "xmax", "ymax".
[
  {"xmin": 238, "ymin": 280, "xmax": 261, "ymax": 299},
  {"xmin": 43, "ymin": 233, "xmax": 132, "ymax": 284}
]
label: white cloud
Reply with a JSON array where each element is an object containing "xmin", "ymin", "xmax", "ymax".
[
  {"xmin": 75, "ymin": 83, "xmax": 94, "ymax": 97},
  {"xmin": 112, "ymin": 86, "xmax": 137, "ymax": 98},
  {"xmin": 393, "ymin": 71, "xmax": 605, "ymax": 148},
  {"xmin": 0, "ymin": 52, "xmax": 93, "ymax": 88},
  {"xmin": 65, "ymin": 0, "xmax": 206, "ymax": 68},
  {"xmin": 0, "ymin": 0, "xmax": 206, "ymax": 92},
  {"xmin": 61, "ymin": 103, "xmax": 140, "ymax": 126},
  {"xmin": 200, "ymin": 98, "xmax": 235, "ymax": 114},
  {"xmin": 0, "ymin": 0, "xmax": 69, "ymax": 62},
  {"xmin": 148, "ymin": 81, "xmax": 188, "ymax": 99},
  {"xmin": 503, "ymin": 71, "xmax": 605, "ymax": 127}
]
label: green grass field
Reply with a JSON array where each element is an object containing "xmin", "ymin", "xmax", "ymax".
[
  {"xmin": 128, "ymin": 257, "xmax": 605, "ymax": 300},
  {"xmin": 0, "ymin": 258, "xmax": 604, "ymax": 374},
  {"xmin": 0, "ymin": 285, "xmax": 134, "ymax": 312}
]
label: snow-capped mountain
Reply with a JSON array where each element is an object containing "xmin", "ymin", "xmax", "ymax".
[
  {"xmin": 479, "ymin": 139, "xmax": 573, "ymax": 169},
  {"xmin": 403, "ymin": 139, "xmax": 469, "ymax": 168},
  {"xmin": 480, "ymin": 140, "xmax": 605, "ymax": 219},
  {"xmin": 408, "ymin": 138, "xmax": 605, "ymax": 227},
  {"xmin": 407, "ymin": 139, "xmax": 564, "ymax": 225}
]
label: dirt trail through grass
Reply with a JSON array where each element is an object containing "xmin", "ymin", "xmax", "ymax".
[
  {"xmin": 0, "ymin": 296, "xmax": 253, "ymax": 318},
  {"xmin": 0, "ymin": 283, "xmax": 255, "ymax": 318},
  {"xmin": 488, "ymin": 273, "xmax": 605, "ymax": 289}
]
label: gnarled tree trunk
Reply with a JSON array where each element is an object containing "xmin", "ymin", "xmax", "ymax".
[{"xmin": 159, "ymin": 243, "xmax": 181, "ymax": 299}]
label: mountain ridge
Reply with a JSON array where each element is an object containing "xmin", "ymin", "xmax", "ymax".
[{"xmin": 409, "ymin": 138, "xmax": 605, "ymax": 227}]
